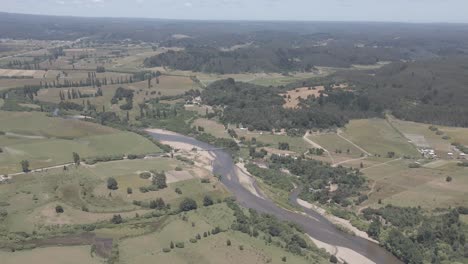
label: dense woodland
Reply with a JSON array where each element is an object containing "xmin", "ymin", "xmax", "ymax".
[
  {"xmin": 331, "ymin": 56, "xmax": 468, "ymax": 127},
  {"xmin": 363, "ymin": 206, "xmax": 467, "ymax": 264},
  {"xmin": 144, "ymin": 44, "xmax": 402, "ymax": 73},
  {"xmin": 201, "ymin": 78, "xmax": 379, "ymax": 130}
]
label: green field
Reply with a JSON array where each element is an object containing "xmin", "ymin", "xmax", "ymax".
[
  {"xmin": 308, "ymin": 133, "xmax": 363, "ymax": 158},
  {"xmin": 193, "ymin": 118, "xmax": 230, "ymax": 138},
  {"xmin": 0, "ymin": 246, "xmax": 104, "ymax": 264},
  {"xmin": 341, "ymin": 118, "xmax": 420, "ymax": 158},
  {"xmin": 361, "ymin": 160, "xmax": 468, "ymax": 210},
  {"xmin": 0, "ymin": 111, "xmax": 161, "ymax": 173},
  {"xmin": 119, "ymin": 204, "xmax": 326, "ymax": 264},
  {"xmin": 0, "ymin": 157, "xmax": 226, "ymax": 232},
  {"xmin": 235, "ymin": 130, "xmax": 310, "ymax": 155},
  {"xmin": 387, "ymin": 116, "xmax": 468, "ymax": 157}
]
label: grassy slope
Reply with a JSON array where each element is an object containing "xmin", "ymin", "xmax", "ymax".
[
  {"xmin": 361, "ymin": 160, "xmax": 468, "ymax": 210},
  {"xmin": 342, "ymin": 118, "xmax": 420, "ymax": 157},
  {"xmin": 119, "ymin": 204, "xmax": 325, "ymax": 264},
  {"xmin": 0, "ymin": 246, "xmax": 104, "ymax": 264},
  {"xmin": 0, "ymin": 111, "xmax": 160, "ymax": 173},
  {"xmin": 0, "ymin": 157, "xmax": 227, "ymax": 232}
]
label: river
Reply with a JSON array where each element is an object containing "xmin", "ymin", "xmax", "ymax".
[{"xmin": 148, "ymin": 130, "xmax": 402, "ymax": 264}]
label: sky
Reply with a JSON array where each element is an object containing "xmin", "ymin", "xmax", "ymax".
[{"xmin": 1, "ymin": 0, "xmax": 467, "ymax": 23}]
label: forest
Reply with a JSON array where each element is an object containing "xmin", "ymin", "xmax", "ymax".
[
  {"xmin": 331, "ymin": 56, "xmax": 468, "ymax": 127},
  {"xmin": 201, "ymin": 78, "xmax": 378, "ymax": 130}
]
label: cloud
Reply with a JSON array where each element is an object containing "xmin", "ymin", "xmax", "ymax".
[
  {"xmin": 56, "ymin": 0, "xmax": 66, "ymax": 4},
  {"xmin": 184, "ymin": 2, "xmax": 193, "ymax": 7}
]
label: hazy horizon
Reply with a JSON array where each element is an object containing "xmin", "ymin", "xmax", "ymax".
[{"xmin": 1, "ymin": 0, "xmax": 468, "ymax": 24}]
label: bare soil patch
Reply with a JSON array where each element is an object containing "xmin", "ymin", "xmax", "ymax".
[{"xmin": 281, "ymin": 86, "xmax": 325, "ymax": 109}]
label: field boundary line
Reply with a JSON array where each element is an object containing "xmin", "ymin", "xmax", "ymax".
[
  {"xmin": 336, "ymin": 130, "xmax": 371, "ymax": 156},
  {"xmin": 303, "ymin": 132, "xmax": 335, "ymax": 164}
]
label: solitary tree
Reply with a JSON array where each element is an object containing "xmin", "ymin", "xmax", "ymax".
[
  {"xmin": 20, "ymin": 160, "xmax": 30, "ymax": 172},
  {"xmin": 152, "ymin": 171, "xmax": 167, "ymax": 189},
  {"xmin": 203, "ymin": 195, "xmax": 214, "ymax": 207},
  {"xmin": 111, "ymin": 214, "xmax": 123, "ymax": 224},
  {"xmin": 72, "ymin": 152, "xmax": 80, "ymax": 165},
  {"xmin": 55, "ymin": 205, "xmax": 64, "ymax": 213},
  {"xmin": 107, "ymin": 177, "xmax": 119, "ymax": 190}
]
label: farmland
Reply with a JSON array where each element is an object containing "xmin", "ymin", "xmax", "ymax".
[
  {"xmin": 1, "ymin": 14, "xmax": 468, "ymax": 264},
  {"xmin": 0, "ymin": 111, "xmax": 160, "ymax": 173}
]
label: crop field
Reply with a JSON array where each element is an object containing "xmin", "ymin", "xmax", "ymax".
[
  {"xmin": 361, "ymin": 160, "xmax": 468, "ymax": 210},
  {"xmin": 341, "ymin": 118, "xmax": 420, "ymax": 158},
  {"xmin": 0, "ymin": 246, "xmax": 104, "ymax": 264},
  {"xmin": 119, "ymin": 204, "xmax": 319, "ymax": 264},
  {"xmin": 0, "ymin": 111, "xmax": 160, "ymax": 173}
]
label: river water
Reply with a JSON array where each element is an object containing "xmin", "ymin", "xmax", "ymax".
[{"xmin": 149, "ymin": 131, "xmax": 402, "ymax": 264}]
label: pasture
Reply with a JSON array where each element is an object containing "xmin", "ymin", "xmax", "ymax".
[
  {"xmin": 0, "ymin": 111, "xmax": 160, "ymax": 173},
  {"xmin": 341, "ymin": 118, "xmax": 420, "ymax": 158},
  {"xmin": 0, "ymin": 156, "xmax": 224, "ymax": 233},
  {"xmin": 0, "ymin": 246, "xmax": 103, "ymax": 264},
  {"xmin": 280, "ymin": 86, "xmax": 325, "ymax": 109},
  {"xmin": 119, "ymin": 204, "xmax": 319, "ymax": 264},
  {"xmin": 361, "ymin": 160, "xmax": 468, "ymax": 210},
  {"xmin": 388, "ymin": 116, "xmax": 468, "ymax": 157},
  {"xmin": 193, "ymin": 118, "xmax": 229, "ymax": 138}
]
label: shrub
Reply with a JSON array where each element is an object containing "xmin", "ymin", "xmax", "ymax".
[
  {"xmin": 201, "ymin": 178, "xmax": 210, "ymax": 183},
  {"xmin": 330, "ymin": 255, "xmax": 338, "ymax": 263},
  {"xmin": 170, "ymin": 241, "xmax": 174, "ymax": 249},
  {"xmin": 175, "ymin": 242, "xmax": 185, "ymax": 248},
  {"xmin": 149, "ymin": 198, "xmax": 166, "ymax": 210},
  {"xmin": 179, "ymin": 198, "xmax": 197, "ymax": 211},
  {"xmin": 162, "ymin": 248, "xmax": 171, "ymax": 253},
  {"xmin": 127, "ymin": 187, "xmax": 133, "ymax": 194},
  {"xmin": 239, "ymin": 245, "xmax": 244, "ymax": 250},
  {"xmin": 203, "ymin": 195, "xmax": 214, "ymax": 206},
  {"xmin": 111, "ymin": 214, "xmax": 123, "ymax": 224},
  {"xmin": 55, "ymin": 205, "xmax": 64, "ymax": 213},
  {"xmin": 175, "ymin": 166, "xmax": 183, "ymax": 171},
  {"xmin": 227, "ymin": 239, "xmax": 231, "ymax": 246},
  {"xmin": 446, "ymin": 176, "xmax": 453, "ymax": 182},
  {"xmin": 175, "ymin": 187, "xmax": 182, "ymax": 194},
  {"xmin": 139, "ymin": 172, "xmax": 151, "ymax": 179},
  {"xmin": 408, "ymin": 163, "xmax": 421, "ymax": 168},
  {"xmin": 189, "ymin": 238, "xmax": 197, "ymax": 243},
  {"xmin": 107, "ymin": 177, "xmax": 118, "ymax": 190},
  {"xmin": 282, "ymin": 256, "xmax": 287, "ymax": 262}
]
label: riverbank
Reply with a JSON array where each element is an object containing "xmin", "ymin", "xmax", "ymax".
[
  {"xmin": 296, "ymin": 199, "xmax": 378, "ymax": 244},
  {"xmin": 147, "ymin": 128, "xmax": 403, "ymax": 264}
]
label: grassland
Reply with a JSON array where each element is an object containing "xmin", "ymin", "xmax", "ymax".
[
  {"xmin": 387, "ymin": 115, "xmax": 468, "ymax": 157},
  {"xmin": 0, "ymin": 111, "xmax": 160, "ymax": 173},
  {"xmin": 308, "ymin": 133, "xmax": 363, "ymax": 159},
  {"xmin": 119, "ymin": 203, "xmax": 324, "ymax": 264},
  {"xmin": 0, "ymin": 156, "xmax": 226, "ymax": 232},
  {"xmin": 35, "ymin": 74, "xmax": 198, "ymax": 123},
  {"xmin": 360, "ymin": 159, "xmax": 468, "ymax": 210},
  {"xmin": 193, "ymin": 118, "xmax": 230, "ymax": 138},
  {"xmin": 341, "ymin": 118, "xmax": 420, "ymax": 158},
  {"xmin": 0, "ymin": 246, "xmax": 104, "ymax": 264},
  {"xmin": 235, "ymin": 129, "xmax": 310, "ymax": 155}
]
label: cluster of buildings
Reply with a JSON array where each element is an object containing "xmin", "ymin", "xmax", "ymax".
[
  {"xmin": 420, "ymin": 148, "xmax": 467, "ymax": 160},
  {"xmin": 420, "ymin": 148, "xmax": 437, "ymax": 159}
]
